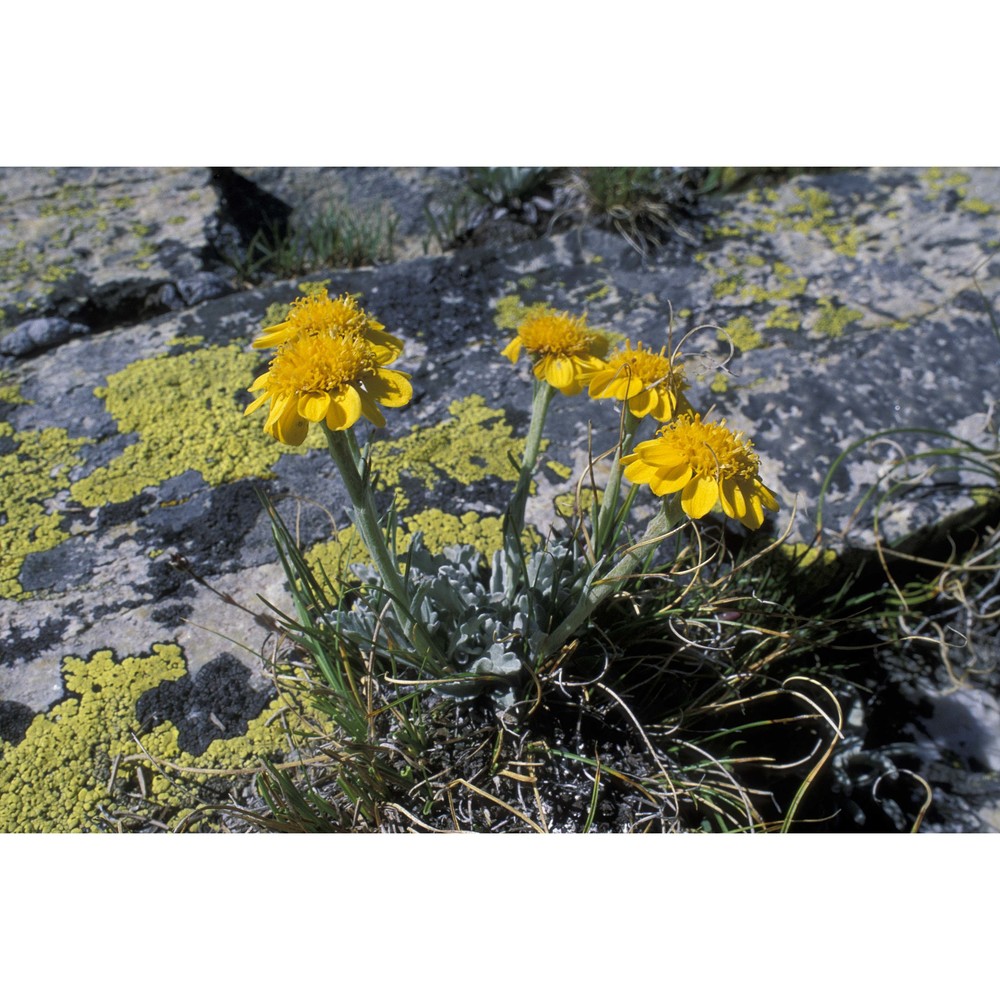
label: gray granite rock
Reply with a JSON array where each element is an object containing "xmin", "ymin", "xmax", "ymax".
[
  {"xmin": 0, "ymin": 167, "xmax": 222, "ymax": 338},
  {"xmin": 0, "ymin": 317, "xmax": 91, "ymax": 357}
]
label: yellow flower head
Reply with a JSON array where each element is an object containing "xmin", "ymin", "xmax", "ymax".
[
  {"xmin": 252, "ymin": 288, "xmax": 402, "ymax": 356},
  {"xmin": 245, "ymin": 324, "xmax": 412, "ymax": 445},
  {"xmin": 500, "ymin": 307, "xmax": 608, "ymax": 394},
  {"xmin": 587, "ymin": 340, "xmax": 693, "ymax": 421},
  {"xmin": 621, "ymin": 413, "xmax": 779, "ymax": 529}
]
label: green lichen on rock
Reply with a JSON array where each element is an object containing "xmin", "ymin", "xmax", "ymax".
[
  {"xmin": 920, "ymin": 169, "xmax": 994, "ymax": 214},
  {"xmin": 70, "ymin": 343, "xmax": 289, "ymax": 508},
  {"xmin": 402, "ymin": 508, "xmax": 507, "ymax": 552},
  {"xmin": 305, "ymin": 509, "xmax": 511, "ymax": 596},
  {"xmin": 493, "ymin": 293, "xmax": 537, "ymax": 330},
  {"xmin": 0, "ymin": 644, "xmax": 289, "ymax": 833},
  {"xmin": 814, "ymin": 298, "xmax": 864, "ymax": 338},
  {"xmin": 709, "ymin": 372, "xmax": 731, "ymax": 394},
  {"xmin": 720, "ymin": 315, "xmax": 764, "ymax": 352},
  {"xmin": 708, "ymin": 183, "xmax": 866, "ymax": 257},
  {"xmin": 764, "ymin": 304, "xmax": 802, "ymax": 331},
  {"xmin": 368, "ymin": 394, "xmax": 526, "ymax": 507},
  {"xmin": 922, "ymin": 168, "xmax": 971, "ymax": 198},
  {"xmin": 0, "ymin": 424, "xmax": 90, "ymax": 599},
  {"xmin": 960, "ymin": 197, "xmax": 994, "ymax": 215},
  {"xmin": 709, "ymin": 255, "xmax": 807, "ymax": 306}
]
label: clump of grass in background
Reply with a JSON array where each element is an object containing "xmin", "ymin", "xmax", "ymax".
[
  {"xmin": 572, "ymin": 167, "xmax": 700, "ymax": 254},
  {"xmin": 423, "ymin": 167, "xmax": 562, "ymax": 252},
  {"xmin": 227, "ymin": 201, "xmax": 398, "ymax": 283},
  {"xmin": 420, "ymin": 166, "xmax": 848, "ymax": 257}
]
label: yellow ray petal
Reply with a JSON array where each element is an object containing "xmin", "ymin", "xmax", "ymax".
[
  {"xmin": 367, "ymin": 368, "xmax": 413, "ymax": 407},
  {"xmin": 299, "ymin": 390, "xmax": 331, "ymax": 423},
  {"xmin": 681, "ymin": 475, "xmax": 719, "ymax": 519}
]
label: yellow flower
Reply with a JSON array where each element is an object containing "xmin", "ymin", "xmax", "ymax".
[
  {"xmin": 252, "ymin": 288, "xmax": 402, "ymax": 356},
  {"xmin": 500, "ymin": 307, "xmax": 607, "ymax": 394},
  {"xmin": 245, "ymin": 326, "xmax": 412, "ymax": 445},
  {"xmin": 587, "ymin": 340, "xmax": 692, "ymax": 421},
  {"xmin": 621, "ymin": 413, "xmax": 779, "ymax": 529}
]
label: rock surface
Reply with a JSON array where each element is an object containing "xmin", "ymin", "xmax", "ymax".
[{"xmin": 1, "ymin": 166, "xmax": 998, "ymax": 831}]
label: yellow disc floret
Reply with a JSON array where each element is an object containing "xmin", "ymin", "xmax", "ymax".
[
  {"xmin": 252, "ymin": 288, "xmax": 402, "ymax": 355},
  {"xmin": 621, "ymin": 413, "xmax": 779, "ymax": 529}
]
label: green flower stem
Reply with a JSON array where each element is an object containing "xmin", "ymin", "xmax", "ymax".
[
  {"xmin": 538, "ymin": 497, "xmax": 681, "ymax": 661},
  {"xmin": 507, "ymin": 379, "xmax": 556, "ymax": 537},
  {"xmin": 324, "ymin": 425, "xmax": 437, "ymax": 664},
  {"xmin": 593, "ymin": 410, "xmax": 641, "ymax": 557}
]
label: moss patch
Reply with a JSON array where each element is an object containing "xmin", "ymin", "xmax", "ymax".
[
  {"xmin": 70, "ymin": 344, "xmax": 290, "ymax": 508},
  {"xmin": 0, "ymin": 644, "xmax": 288, "ymax": 832}
]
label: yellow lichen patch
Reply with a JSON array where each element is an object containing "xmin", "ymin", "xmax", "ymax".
[
  {"xmin": 0, "ymin": 425, "xmax": 90, "ymax": 599},
  {"xmin": 493, "ymin": 293, "xmax": 534, "ymax": 330},
  {"xmin": 720, "ymin": 316, "xmax": 764, "ymax": 352},
  {"xmin": 369, "ymin": 395, "xmax": 526, "ymax": 505},
  {"xmin": 709, "ymin": 372, "xmax": 731, "ymax": 394},
  {"xmin": 0, "ymin": 644, "xmax": 289, "ymax": 833},
  {"xmin": 960, "ymin": 198, "xmax": 994, "ymax": 215},
  {"xmin": 922, "ymin": 168, "xmax": 970, "ymax": 198},
  {"xmin": 401, "ymin": 509, "xmax": 507, "ymax": 553},
  {"xmin": 262, "ymin": 301, "xmax": 293, "ymax": 328},
  {"xmin": 744, "ymin": 261, "xmax": 808, "ymax": 304},
  {"xmin": 70, "ymin": 344, "xmax": 295, "ymax": 507},
  {"xmin": 305, "ymin": 509, "xmax": 510, "ymax": 596},
  {"xmin": 814, "ymin": 298, "xmax": 864, "ymax": 338},
  {"xmin": 0, "ymin": 381, "xmax": 31, "ymax": 406},
  {"xmin": 764, "ymin": 304, "xmax": 802, "ymax": 331},
  {"xmin": 546, "ymin": 460, "xmax": 572, "ymax": 479},
  {"xmin": 778, "ymin": 542, "xmax": 840, "ymax": 588},
  {"xmin": 708, "ymin": 184, "xmax": 865, "ymax": 256},
  {"xmin": 554, "ymin": 487, "xmax": 602, "ymax": 519}
]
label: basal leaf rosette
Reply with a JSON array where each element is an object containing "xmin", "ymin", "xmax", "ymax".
[
  {"xmin": 588, "ymin": 339, "xmax": 693, "ymax": 421},
  {"xmin": 245, "ymin": 301, "xmax": 412, "ymax": 445},
  {"xmin": 621, "ymin": 413, "xmax": 779, "ymax": 529},
  {"xmin": 501, "ymin": 307, "xmax": 608, "ymax": 394},
  {"xmin": 252, "ymin": 288, "xmax": 402, "ymax": 356}
]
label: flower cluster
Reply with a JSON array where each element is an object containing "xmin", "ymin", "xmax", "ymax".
[
  {"xmin": 244, "ymin": 290, "xmax": 779, "ymax": 706},
  {"xmin": 501, "ymin": 305, "xmax": 777, "ymax": 529},
  {"xmin": 245, "ymin": 289, "xmax": 411, "ymax": 445}
]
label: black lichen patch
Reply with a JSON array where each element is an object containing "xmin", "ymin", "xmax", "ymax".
[
  {"xmin": 135, "ymin": 653, "xmax": 272, "ymax": 756},
  {"xmin": 1, "ymin": 609, "xmax": 71, "ymax": 665},
  {"xmin": 143, "ymin": 478, "xmax": 265, "ymax": 576},
  {"xmin": 0, "ymin": 701, "xmax": 36, "ymax": 748},
  {"xmin": 149, "ymin": 600, "xmax": 194, "ymax": 627},
  {"xmin": 96, "ymin": 491, "xmax": 157, "ymax": 531},
  {"xmin": 18, "ymin": 535, "xmax": 100, "ymax": 593}
]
